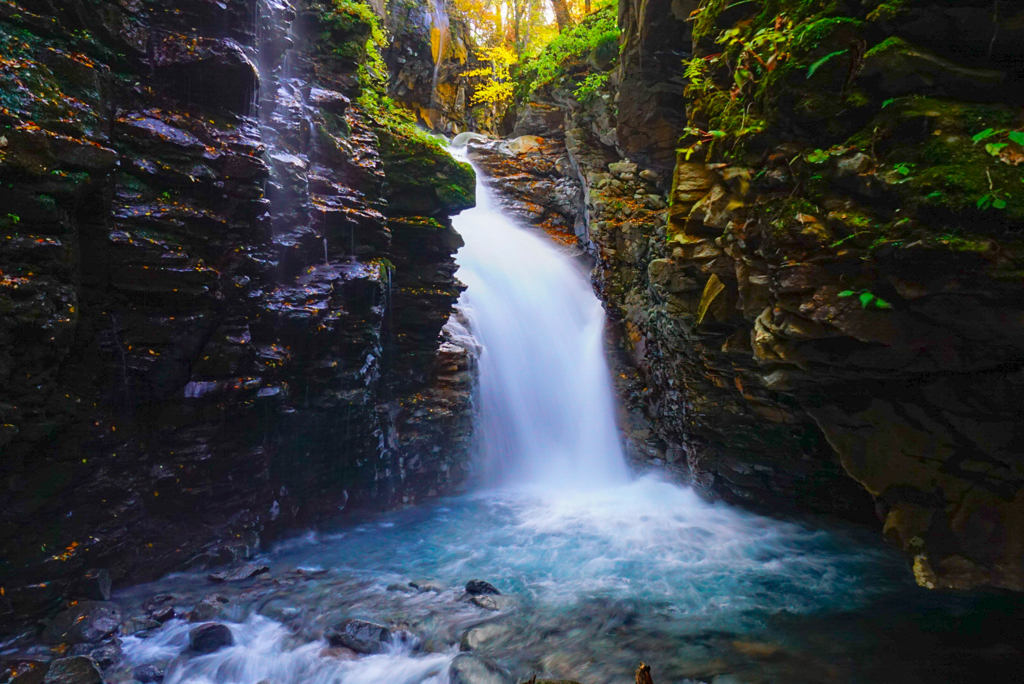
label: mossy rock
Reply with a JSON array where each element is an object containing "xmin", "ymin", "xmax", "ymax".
[{"xmin": 379, "ymin": 125, "xmax": 475, "ymax": 216}]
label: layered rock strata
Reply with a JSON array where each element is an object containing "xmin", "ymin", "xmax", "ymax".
[
  {"xmin": 476, "ymin": 0, "xmax": 1024, "ymax": 591},
  {"xmin": 0, "ymin": 0, "xmax": 475, "ymax": 630}
]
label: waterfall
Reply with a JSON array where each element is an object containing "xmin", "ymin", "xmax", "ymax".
[
  {"xmin": 450, "ymin": 157, "xmax": 630, "ymax": 490},
  {"xmin": 428, "ymin": 0, "xmax": 449, "ymax": 116}
]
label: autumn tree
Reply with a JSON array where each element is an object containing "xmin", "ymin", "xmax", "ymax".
[{"xmin": 550, "ymin": 0, "xmax": 572, "ymax": 30}]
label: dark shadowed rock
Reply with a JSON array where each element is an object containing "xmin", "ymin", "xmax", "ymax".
[
  {"xmin": 447, "ymin": 653, "xmax": 514, "ymax": 684},
  {"xmin": 43, "ymin": 602, "xmax": 122, "ymax": 645},
  {"xmin": 78, "ymin": 570, "xmax": 111, "ymax": 602},
  {"xmin": 465, "ymin": 580, "xmax": 501, "ymax": 596},
  {"xmin": 324, "ymin": 619, "xmax": 391, "ymax": 654},
  {"xmin": 188, "ymin": 623, "xmax": 234, "ymax": 654},
  {"xmin": 68, "ymin": 638, "xmax": 121, "ymax": 670},
  {"xmin": 41, "ymin": 657, "xmax": 102, "ymax": 684}
]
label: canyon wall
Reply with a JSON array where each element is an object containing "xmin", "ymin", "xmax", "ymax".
[
  {"xmin": 479, "ymin": 0, "xmax": 1024, "ymax": 592},
  {"xmin": 0, "ymin": 0, "xmax": 474, "ymax": 630}
]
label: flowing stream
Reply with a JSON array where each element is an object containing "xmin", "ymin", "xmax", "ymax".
[{"xmin": 113, "ymin": 158, "xmax": 1024, "ymax": 684}]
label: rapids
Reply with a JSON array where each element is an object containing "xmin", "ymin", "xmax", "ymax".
[{"xmin": 110, "ymin": 155, "xmax": 1023, "ymax": 684}]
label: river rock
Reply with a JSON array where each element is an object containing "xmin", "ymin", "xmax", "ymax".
[
  {"xmin": 410, "ymin": 579, "xmax": 447, "ymax": 593},
  {"xmin": 464, "ymin": 579, "xmax": 501, "ymax": 596},
  {"xmin": 459, "ymin": 623, "xmax": 510, "ymax": 651},
  {"xmin": 69, "ymin": 639, "xmax": 121, "ymax": 670},
  {"xmin": 41, "ymin": 657, "xmax": 102, "ymax": 684},
  {"xmin": 78, "ymin": 570, "xmax": 112, "ymax": 602},
  {"xmin": 188, "ymin": 623, "xmax": 234, "ymax": 654},
  {"xmin": 208, "ymin": 563, "xmax": 269, "ymax": 583},
  {"xmin": 123, "ymin": 616, "xmax": 163, "ymax": 635},
  {"xmin": 508, "ymin": 136, "xmax": 544, "ymax": 155},
  {"xmin": 43, "ymin": 602, "xmax": 122, "ymax": 645},
  {"xmin": 143, "ymin": 595, "xmax": 180, "ymax": 622},
  {"xmin": 132, "ymin": 663, "xmax": 166, "ymax": 683},
  {"xmin": 447, "ymin": 653, "xmax": 514, "ymax": 684},
  {"xmin": 324, "ymin": 619, "xmax": 392, "ymax": 654},
  {"xmin": 189, "ymin": 594, "xmax": 230, "ymax": 622},
  {"xmin": 470, "ymin": 595, "xmax": 515, "ymax": 612}
]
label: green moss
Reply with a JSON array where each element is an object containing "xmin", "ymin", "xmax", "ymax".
[{"xmin": 516, "ymin": 4, "xmax": 619, "ymax": 97}]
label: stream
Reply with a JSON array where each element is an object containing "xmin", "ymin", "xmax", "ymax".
[{"xmin": 111, "ymin": 160, "xmax": 1024, "ymax": 684}]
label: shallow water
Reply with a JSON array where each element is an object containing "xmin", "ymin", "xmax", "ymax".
[
  {"xmin": 112, "ymin": 158, "xmax": 1024, "ymax": 684},
  {"xmin": 116, "ymin": 481, "xmax": 1024, "ymax": 684}
]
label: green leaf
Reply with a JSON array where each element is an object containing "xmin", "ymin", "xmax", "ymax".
[
  {"xmin": 807, "ymin": 50, "xmax": 848, "ymax": 79},
  {"xmin": 881, "ymin": 98, "xmax": 895, "ymax": 108},
  {"xmin": 873, "ymin": 297, "xmax": 893, "ymax": 310},
  {"xmin": 806, "ymin": 149, "xmax": 830, "ymax": 164},
  {"xmin": 837, "ymin": 290, "xmax": 856, "ymax": 298},
  {"xmin": 993, "ymin": 197, "xmax": 1007, "ymax": 210},
  {"xmin": 1008, "ymin": 131, "xmax": 1024, "ymax": 146},
  {"xmin": 985, "ymin": 142, "xmax": 1008, "ymax": 156},
  {"xmin": 977, "ymin": 194, "xmax": 992, "ymax": 209},
  {"xmin": 859, "ymin": 292, "xmax": 875, "ymax": 308},
  {"xmin": 972, "ymin": 128, "xmax": 998, "ymax": 144}
]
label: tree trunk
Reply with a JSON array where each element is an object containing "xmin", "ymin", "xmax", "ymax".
[
  {"xmin": 585, "ymin": 0, "xmax": 591, "ymax": 12},
  {"xmin": 550, "ymin": 0, "xmax": 572, "ymax": 30}
]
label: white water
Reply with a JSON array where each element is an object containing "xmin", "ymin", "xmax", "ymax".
[{"xmin": 452, "ymin": 167, "xmax": 629, "ymax": 489}]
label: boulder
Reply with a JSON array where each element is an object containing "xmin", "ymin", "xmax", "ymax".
[
  {"xmin": 68, "ymin": 639, "xmax": 121, "ymax": 670},
  {"xmin": 188, "ymin": 623, "xmax": 234, "ymax": 654},
  {"xmin": 324, "ymin": 619, "xmax": 392, "ymax": 654},
  {"xmin": 41, "ymin": 657, "xmax": 102, "ymax": 684},
  {"xmin": 447, "ymin": 653, "xmax": 514, "ymax": 684},
  {"xmin": 464, "ymin": 579, "xmax": 501, "ymax": 596},
  {"xmin": 43, "ymin": 602, "xmax": 122, "ymax": 645}
]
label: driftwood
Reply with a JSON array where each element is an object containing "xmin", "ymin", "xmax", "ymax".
[{"xmin": 635, "ymin": 663, "xmax": 654, "ymax": 684}]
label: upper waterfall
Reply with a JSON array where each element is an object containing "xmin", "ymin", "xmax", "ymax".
[{"xmin": 450, "ymin": 159, "xmax": 630, "ymax": 490}]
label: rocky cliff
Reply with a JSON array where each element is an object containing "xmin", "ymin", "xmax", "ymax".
[
  {"xmin": 0, "ymin": 0, "xmax": 475, "ymax": 631},
  {"xmin": 473, "ymin": 0, "xmax": 1024, "ymax": 592}
]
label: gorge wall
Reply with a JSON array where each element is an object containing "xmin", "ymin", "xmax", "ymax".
[
  {"xmin": 471, "ymin": 0, "xmax": 1024, "ymax": 592},
  {"xmin": 0, "ymin": 0, "xmax": 475, "ymax": 631}
]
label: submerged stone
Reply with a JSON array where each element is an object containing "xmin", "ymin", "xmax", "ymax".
[
  {"xmin": 324, "ymin": 619, "xmax": 392, "ymax": 654},
  {"xmin": 447, "ymin": 653, "xmax": 514, "ymax": 684}
]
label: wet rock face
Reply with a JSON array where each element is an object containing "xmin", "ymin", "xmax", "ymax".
[
  {"xmin": 382, "ymin": 0, "xmax": 493, "ymax": 134},
  {"xmin": 0, "ymin": 0, "xmax": 476, "ymax": 629},
  {"xmin": 487, "ymin": 0, "xmax": 1024, "ymax": 591}
]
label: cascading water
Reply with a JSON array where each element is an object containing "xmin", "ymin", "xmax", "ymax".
[
  {"xmin": 111, "ymin": 151, "xmax": 1021, "ymax": 684},
  {"xmin": 427, "ymin": 0, "xmax": 450, "ymax": 116},
  {"xmin": 451, "ymin": 170, "xmax": 628, "ymax": 489}
]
